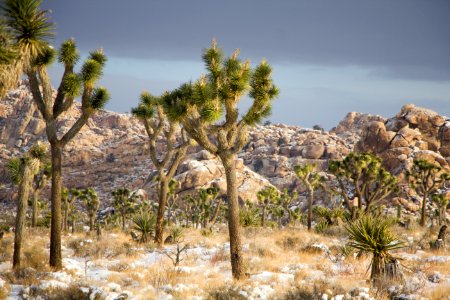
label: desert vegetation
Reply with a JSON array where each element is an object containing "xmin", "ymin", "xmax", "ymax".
[{"xmin": 0, "ymin": 0, "xmax": 449, "ymax": 299}]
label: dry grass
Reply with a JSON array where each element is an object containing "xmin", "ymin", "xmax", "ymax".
[{"xmin": 426, "ymin": 284, "xmax": 450, "ymax": 300}]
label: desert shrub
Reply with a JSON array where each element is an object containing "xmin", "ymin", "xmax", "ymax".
[
  {"xmin": 239, "ymin": 202, "xmax": 260, "ymax": 227},
  {"xmin": 207, "ymin": 286, "xmax": 246, "ymax": 300},
  {"xmin": 22, "ymin": 247, "xmax": 48, "ymax": 271},
  {"xmin": 133, "ymin": 211, "xmax": 156, "ymax": 243},
  {"xmin": 346, "ymin": 215, "xmax": 405, "ymax": 282},
  {"xmin": 36, "ymin": 212, "xmax": 51, "ymax": 228},
  {"xmin": 210, "ymin": 248, "xmax": 229, "ymax": 265},
  {"xmin": 0, "ymin": 284, "xmax": 8, "ymax": 299},
  {"xmin": 29, "ymin": 284, "xmax": 103, "ymax": 300},
  {"xmin": 280, "ymin": 236, "xmax": 301, "ymax": 250},
  {"xmin": 314, "ymin": 220, "xmax": 329, "ymax": 233},
  {"xmin": 0, "ymin": 238, "xmax": 12, "ymax": 262}
]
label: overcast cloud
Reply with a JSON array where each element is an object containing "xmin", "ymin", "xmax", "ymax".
[{"xmin": 42, "ymin": 0, "xmax": 450, "ymax": 129}]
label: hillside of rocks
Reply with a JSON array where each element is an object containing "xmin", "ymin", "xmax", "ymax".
[{"xmin": 1, "ymin": 83, "xmax": 449, "ymax": 210}]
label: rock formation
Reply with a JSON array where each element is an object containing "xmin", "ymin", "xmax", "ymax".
[{"xmin": 1, "ymin": 84, "xmax": 450, "ymax": 213}]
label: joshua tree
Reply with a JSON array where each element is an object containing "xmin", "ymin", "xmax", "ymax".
[
  {"xmin": 277, "ymin": 188, "xmax": 298, "ymax": 226},
  {"xmin": 295, "ymin": 163, "xmax": 325, "ymax": 230},
  {"xmin": 6, "ymin": 142, "xmax": 47, "ymax": 269},
  {"xmin": 112, "ymin": 188, "xmax": 138, "ymax": 230},
  {"xmin": 31, "ymin": 161, "xmax": 50, "ymax": 227},
  {"xmin": 161, "ymin": 40, "xmax": 278, "ymax": 279},
  {"xmin": 407, "ymin": 159, "xmax": 450, "ymax": 227},
  {"xmin": 62, "ymin": 188, "xmax": 80, "ymax": 232},
  {"xmin": 431, "ymin": 193, "xmax": 448, "ymax": 226},
  {"xmin": 166, "ymin": 179, "xmax": 179, "ymax": 227},
  {"xmin": 132, "ymin": 92, "xmax": 191, "ymax": 245},
  {"xmin": 346, "ymin": 215, "xmax": 404, "ymax": 283},
  {"xmin": 80, "ymin": 188, "xmax": 100, "ymax": 232},
  {"xmin": 3, "ymin": 0, "xmax": 110, "ymax": 269},
  {"xmin": 257, "ymin": 186, "xmax": 279, "ymax": 227},
  {"xmin": 329, "ymin": 153, "xmax": 398, "ymax": 218}
]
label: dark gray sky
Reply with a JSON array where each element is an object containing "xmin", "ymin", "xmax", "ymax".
[{"xmin": 42, "ymin": 0, "xmax": 450, "ymax": 129}]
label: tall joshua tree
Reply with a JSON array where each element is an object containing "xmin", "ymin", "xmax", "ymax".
[
  {"xmin": 407, "ymin": 159, "xmax": 450, "ymax": 227},
  {"xmin": 295, "ymin": 163, "xmax": 325, "ymax": 230},
  {"xmin": 3, "ymin": 0, "xmax": 110, "ymax": 269},
  {"xmin": 4, "ymin": 0, "xmax": 109, "ymax": 268},
  {"xmin": 132, "ymin": 92, "xmax": 191, "ymax": 245},
  {"xmin": 161, "ymin": 40, "xmax": 279, "ymax": 279},
  {"xmin": 6, "ymin": 142, "xmax": 47, "ymax": 269}
]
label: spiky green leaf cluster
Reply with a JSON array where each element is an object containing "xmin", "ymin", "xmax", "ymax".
[
  {"xmin": 62, "ymin": 73, "xmax": 81, "ymax": 97},
  {"xmin": 133, "ymin": 211, "xmax": 156, "ymax": 243},
  {"xmin": 89, "ymin": 49, "xmax": 107, "ymax": 66},
  {"xmin": 90, "ymin": 87, "xmax": 110, "ymax": 110},
  {"xmin": 81, "ymin": 59, "xmax": 102, "ymax": 86},
  {"xmin": 58, "ymin": 39, "xmax": 79, "ymax": 66},
  {"xmin": 31, "ymin": 45, "xmax": 55, "ymax": 66},
  {"xmin": 6, "ymin": 157, "xmax": 22, "ymax": 185},
  {"xmin": 162, "ymin": 41, "xmax": 278, "ymax": 127},
  {"xmin": 345, "ymin": 215, "xmax": 404, "ymax": 255},
  {"xmin": 131, "ymin": 91, "xmax": 158, "ymax": 119},
  {"xmin": 2, "ymin": 0, "xmax": 54, "ymax": 59},
  {"xmin": 0, "ymin": 19, "xmax": 19, "ymax": 64}
]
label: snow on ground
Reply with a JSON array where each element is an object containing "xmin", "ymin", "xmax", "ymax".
[{"xmin": 1, "ymin": 230, "xmax": 449, "ymax": 299}]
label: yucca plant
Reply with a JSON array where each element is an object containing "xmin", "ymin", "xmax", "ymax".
[
  {"xmin": 133, "ymin": 211, "xmax": 156, "ymax": 243},
  {"xmin": 345, "ymin": 215, "xmax": 405, "ymax": 283},
  {"xmin": 239, "ymin": 201, "xmax": 260, "ymax": 227}
]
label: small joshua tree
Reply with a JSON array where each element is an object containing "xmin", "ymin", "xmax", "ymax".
[
  {"xmin": 407, "ymin": 159, "xmax": 450, "ymax": 227},
  {"xmin": 329, "ymin": 153, "xmax": 398, "ymax": 218},
  {"xmin": 80, "ymin": 188, "xmax": 100, "ymax": 232},
  {"xmin": 277, "ymin": 188, "xmax": 298, "ymax": 226},
  {"xmin": 295, "ymin": 163, "xmax": 325, "ymax": 230},
  {"xmin": 431, "ymin": 193, "xmax": 448, "ymax": 226},
  {"xmin": 346, "ymin": 215, "xmax": 404, "ymax": 283},
  {"xmin": 112, "ymin": 188, "xmax": 138, "ymax": 231},
  {"xmin": 6, "ymin": 142, "xmax": 47, "ymax": 269},
  {"xmin": 166, "ymin": 179, "xmax": 179, "ymax": 227},
  {"xmin": 132, "ymin": 92, "xmax": 191, "ymax": 245},
  {"xmin": 62, "ymin": 188, "xmax": 81, "ymax": 232},
  {"xmin": 161, "ymin": 40, "xmax": 278, "ymax": 279},
  {"xmin": 30, "ymin": 161, "xmax": 51, "ymax": 227},
  {"xmin": 257, "ymin": 186, "xmax": 279, "ymax": 227}
]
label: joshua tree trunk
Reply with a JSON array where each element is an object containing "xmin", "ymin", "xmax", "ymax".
[
  {"xmin": 31, "ymin": 190, "xmax": 39, "ymax": 228},
  {"xmin": 13, "ymin": 162, "xmax": 33, "ymax": 269},
  {"xmin": 121, "ymin": 208, "xmax": 126, "ymax": 230},
  {"xmin": 89, "ymin": 214, "xmax": 95, "ymax": 232},
  {"xmin": 209, "ymin": 198, "xmax": 222, "ymax": 228},
  {"xmin": 261, "ymin": 205, "xmax": 266, "ymax": 227},
  {"xmin": 307, "ymin": 187, "xmax": 313, "ymax": 230},
  {"xmin": 63, "ymin": 201, "xmax": 69, "ymax": 232},
  {"xmin": 49, "ymin": 143, "xmax": 63, "ymax": 269},
  {"xmin": 421, "ymin": 192, "xmax": 427, "ymax": 227},
  {"xmin": 221, "ymin": 153, "xmax": 244, "ymax": 280},
  {"xmin": 167, "ymin": 206, "xmax": 172, "ymax": 227},
  {"xmin": 155, "ymin": 177, "xmax": 169, "ymax": 245}
]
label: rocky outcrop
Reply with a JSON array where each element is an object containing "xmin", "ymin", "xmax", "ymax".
[
  {"xmin": 356, "ymin": 104, "xmax": 450, "ymax": 174},
  {"xmin": 2, "ymin": 84, "xmax": 450, "ymax": 213}
]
